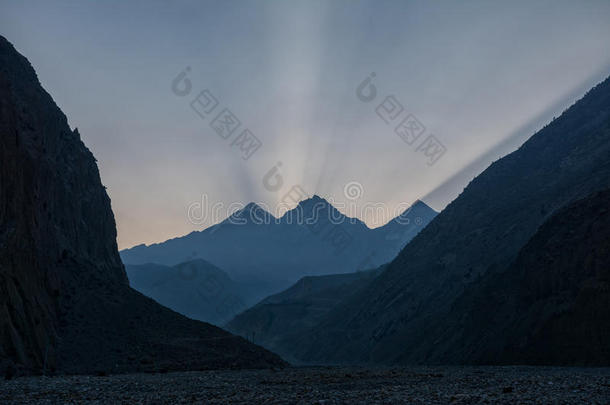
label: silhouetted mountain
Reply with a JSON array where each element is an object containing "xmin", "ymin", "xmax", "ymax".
[
  {"xmin": 121, "ymin": 197, "xmax": 437, "ymax": 301},
  {"xmin": 126, "ymin": 259, "xmax": 249, "ymax": 326},
  {"xmin": 226, "ymin": 267, "xmax": 384, "ymax": 361},
  {"xmin": 285, "ymin": 74, "xmax": 610, "ymax": 365},
  {"xmin": 0, "ymin": 36, "xmax": 284, "ymax": 375},
  {"xmin": 425, "ymin": 189, "xmax": 610, "ymax": 365},
  {"xmin": 224, "ymin": 202, "xmax": 275, "ymax": 225}
]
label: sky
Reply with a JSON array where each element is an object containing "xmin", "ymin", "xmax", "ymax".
[{"xmin": 1, "ymin": 0, "xmax": 610, "ymax": 249}]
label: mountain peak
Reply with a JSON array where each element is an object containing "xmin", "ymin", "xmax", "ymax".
[
  {"xmin": 243, "ymin": 202, "xmax": 265, "ymax": 212},
  {"xmin": 410, "ymin": 199, "xmax": 435, "ymax": 212},
  {"xmin": 220, "ymin": 202, "xmax": 275, "ymax": 225},
  {"xmin": 289, "ymin": 194, "xmax": 342, "ymax": 218},
  {"xmin": 296, "ymin": 194, "xmax": 331, "ymax": 208},
  {"xmin": 279, "ymin": 194, "xmax": 370, "ymax": 227},
  {"xmin": 379, "ymin": 199, "xmax": 438, "ymax": 231}
]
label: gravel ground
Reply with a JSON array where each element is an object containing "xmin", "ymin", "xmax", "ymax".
[{"xmin": 1, "ymin": 366, "xmax": 609, "ymax": 404}]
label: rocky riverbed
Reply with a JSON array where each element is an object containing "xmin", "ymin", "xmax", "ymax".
[{"xmin": 1, "ymin": 366, "xmax": 609, "ymax": 404}]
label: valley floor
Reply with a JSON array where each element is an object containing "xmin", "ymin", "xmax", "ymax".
[{"xmin": 1, "ymin": 366, "xmax": 609, "ymax": 404}]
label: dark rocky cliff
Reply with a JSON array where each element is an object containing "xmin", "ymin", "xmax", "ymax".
[{"xmin": 0, "ymin": 36, "xmax": 284, "ymax": 375}]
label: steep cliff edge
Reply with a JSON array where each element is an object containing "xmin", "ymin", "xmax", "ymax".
[{"xmin": 0, "ymin": 36, "xmax": 284, "ymax": 375}]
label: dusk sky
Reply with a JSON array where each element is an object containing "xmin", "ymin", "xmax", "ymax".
[{"xmin": 2, "ymin": 0, "xmax": 610, "ymax": 249}]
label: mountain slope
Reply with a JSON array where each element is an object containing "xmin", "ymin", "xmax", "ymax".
[
  {"xmin": 0, "ymin": 36, "xmax": 284, "ymax": 375},
  {"xmin": 425, "ymin": 188, "xmax": 610, "ymax": 365},
  {"xmin": 126, "ymin": 259, "xmax": 248, "ymax": 326},
  {"xmin": 288, "ymin": 74, "xmax": 610, "ymax": 365},
  {"xmin": 226, "ymin": 267, "xmax": 384, "ymax": 361},
  {"xmin": 121, "ymin": 196, "xmax": 437, "ymax": 298}
]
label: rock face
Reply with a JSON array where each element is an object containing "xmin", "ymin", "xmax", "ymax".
[
  {"xmin": 0, "ymin": 36, "xmax": 284, "ymax": 375},
  {"xmin": 288, "ymin": 74, "xmax": 610, "ymax": 365}
]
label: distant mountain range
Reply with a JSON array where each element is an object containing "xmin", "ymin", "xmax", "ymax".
[
  {"xmin": 121, "ymin": 197, "xmax": 437, "ymax": 301},
  {"xmin": 275, "ymin": 74, "xmax": 610, "ymax": 365}
]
